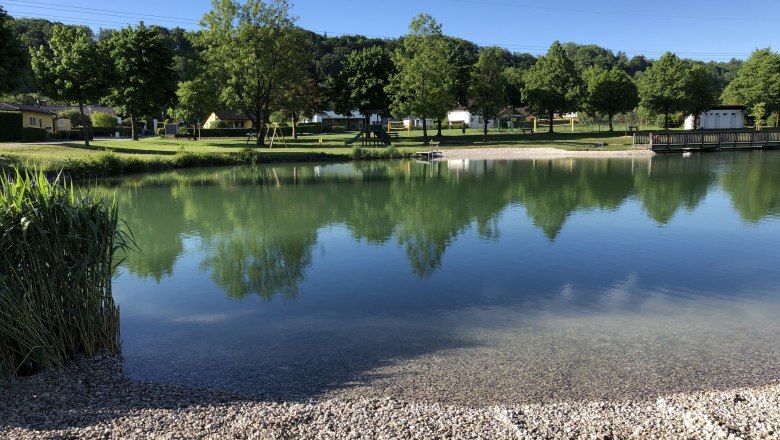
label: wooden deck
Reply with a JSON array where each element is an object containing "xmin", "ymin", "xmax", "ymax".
[
  {"xmin": 643, "ymin": 130, "xmax": 780, "ymax": 152},
  {"xmin": 415, "ymin": 151, "xmax": 443, "ymax": 160}
]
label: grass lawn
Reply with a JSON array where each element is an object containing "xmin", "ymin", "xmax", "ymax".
[{"xmin": 0, "ymin": 128, "xmax": 650, "ymax": 177}]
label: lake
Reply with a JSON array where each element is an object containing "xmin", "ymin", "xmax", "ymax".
[{"xmin": 104, "ymin": 151, "xmax": 780, "ymax": 405}]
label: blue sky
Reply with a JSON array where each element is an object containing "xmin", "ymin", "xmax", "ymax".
[{"xmin": 4, "ymin": 0, "xmax": 777, "ymax": 61}]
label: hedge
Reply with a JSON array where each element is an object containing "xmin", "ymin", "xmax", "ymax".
[
  {"xmin": 0, "ymin": 111, "xmax": 23, "ymax": 141},
  {"xmin": 22, "ymin": 127, "xmax": 48, "ymax": 142},
  {"xmin": 53, "ymin": 130, "xmax": 94, "ymax": 141},
  {"xmin": 92, "ymin": 127, "xmax": 132, "ymax": 137}
]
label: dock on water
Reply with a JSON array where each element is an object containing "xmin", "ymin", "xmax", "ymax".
[
  {"xmin": 646, "ymin": 130, "xmax": 780, "ymax": 153},
  {"xmin": 415, "ymin": 151, "xmax": 443, "ymax": 160}
]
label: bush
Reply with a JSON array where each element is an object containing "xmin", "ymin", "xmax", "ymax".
[
  {"xmin": 0, "ymin": 169, "xmax": 131, "ymax": 379},
  {"xmin": 0, "ymin": 111, "xmax": 23, "ymax": 141},
  {"xmin": 208, "ymin": 120, "xmax": 228, "ymax": 129},
  {"xmin": 199, "ymin": 128, "xmax": 253, "ymax": 137},
  {"xmin": 91, "ymin": 112, "xmax": 118, "ymax": 128},
  {"xmin": 157, "ymin": 127, "xmax": 166, "ymax": 137},
  {"xmin": 656, "ymin": 113, "xmax": 683, "ymax": 128},
  {"xmin": 58, "ymin": 110, "xmax": 91, "ymax": 128},
  {"xmin": 21, "ymin": 127, "xmax": 47, "ymax": 142},
  {"xmin": 92, "ymin": 127, "xmax": 131, "ymax": 137}
]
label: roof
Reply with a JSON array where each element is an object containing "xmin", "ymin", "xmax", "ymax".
[
  {"xmin": 0, "ymin": 102, "xmax": 57, "ymax": 116},
  {"xmin": 43, "ymin": 105, "xmax": 118, "ymax": 115},
  {"xmin": 706, "ymin": 105, "xmax": 747, "ymax": 111},
  {"xmin": 213, "ymin": 110, "xmax": 255, "ymax": 121},
  {"xmin": 497, "ymin": 106, "xmax": 533, "ymax": 118},
  {"xmin": 317, "ymin": 110, "xmax": 366, "ymax": 119}
]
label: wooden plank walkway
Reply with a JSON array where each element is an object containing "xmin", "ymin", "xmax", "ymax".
[{"xmin": 645, "ymin": 130, "xmax": 780, "ymax": 152}]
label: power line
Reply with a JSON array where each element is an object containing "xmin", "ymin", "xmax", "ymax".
[
  {"xmin": 3, "ymin": 0, "xmax": 201, "ymax": 24},
  {"xmin": 5, "ymin": 6, "xmax": 753, "ymax": 60}
]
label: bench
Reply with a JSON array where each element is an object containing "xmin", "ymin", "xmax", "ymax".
[
  {"xmin": 428, "ymin": 139, "xmax": 440, "ymax": 147},
  {"xmin": 521, "ymin": 127, "xmax": 534, "ymax": 134},
  {"xmin": 246, "ymin": 132, "xmax": 257, "ymax": 144},
  {"xmin": 628, "ymin": 125, "xmax": 639, "ymax": 132},
  {"xmin": 175, "ymin": 132, "xmax": 195, "ymax": 140},
  {"xmin": 388, "ymin": 132, "xmax": 399, "ymax": 139}
]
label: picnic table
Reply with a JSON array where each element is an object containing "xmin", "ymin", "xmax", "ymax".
[
  {"xmin": 246, "ymin": 132, "xmax": 257, "ymax": 144},
  {"xmin": 628, "ymin": 125, "xmax": 640, "ymax": 132}
]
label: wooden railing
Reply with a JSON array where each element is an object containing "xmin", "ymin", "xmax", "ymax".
[{"xmin": 648, "ymin": 130, "xmax": 780, "ymax": 151}]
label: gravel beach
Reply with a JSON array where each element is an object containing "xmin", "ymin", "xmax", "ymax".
[
  {"xmin": 436, "ymin": 147, "xmax": 654, "ymax": 161},
  {"xmin": 2, "ymin": 354, "xmax": 778, "ymax": 439}
]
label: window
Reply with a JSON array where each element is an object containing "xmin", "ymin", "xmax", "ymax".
[{"xmin": 29, "ymin": 116, "xmax": 36, "ymax": 126}]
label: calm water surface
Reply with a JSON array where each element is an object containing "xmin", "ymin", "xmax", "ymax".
[{"xmin": 103, "ymin": 152, "xmax": 780, "ymax": 404}]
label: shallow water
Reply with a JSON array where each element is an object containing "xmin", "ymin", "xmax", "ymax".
[{"xmin": 105, "ymin": 151, "xmax": 780, "ymax": 404}]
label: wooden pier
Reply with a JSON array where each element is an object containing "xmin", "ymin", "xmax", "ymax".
[
  {"xmin": 415, "ymin": 151, "xmax": 443, "ymax": 160},
  {"xmin": 644, "ymin": 130, "xmax": 780, "ymax": 153}
]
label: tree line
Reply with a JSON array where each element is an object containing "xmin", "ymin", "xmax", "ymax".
[{"xmin": 1, "ymin": 1, "xmax": 778, "ymax": 146}]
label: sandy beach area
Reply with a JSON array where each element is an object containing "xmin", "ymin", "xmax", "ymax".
[
  {"xmin": 2, "ymin": 355, "xmax": 778, "ymax": 439},
  {"xmin": 435, "ymin": 147, "xmax": 655, "ymax": 161}
]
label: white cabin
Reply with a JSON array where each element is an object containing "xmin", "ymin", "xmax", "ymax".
[
  {"xmin": 685, "ymin": 106, "xmax": 746, "ymax": 130},
  {"xmin": 447, "ymin": 106, "xmax": 495, "ymax": 128}
]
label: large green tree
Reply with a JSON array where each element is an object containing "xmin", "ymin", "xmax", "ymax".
[
  {"xmin": 681, "ymin": 63, "xmax": 718, "ymax": 128},
  {"xmin": 721, "ymin": 48, "xmax": 780, "ymax": 124},
  {"xmin": 469, "ymin": 47, "xmax": 508, "ymax": 141},
  {"xmin": 523, "ymin": 41, "xmax": 582, "ymax": 133},
  {"xmin": 174, "ymin": 74, "xmax": 220, "ymax": 139},
  {"xmin": 583, "ymin": 67, "xmax": 639, "ymax": 131},
  {"xmin": 102, "ymin": 22, "xmax": 177, "ymax": 140},
  {"xmin": 198, "ymin": 0, "xmax": 310, "ymax": 146},
  {"xmin": 637, "ymin": 52, "xmax": 689, "ymax": 129},
  {"xmin": 386, "ymin": 14, "xmax": 455, "ymax": 139},
  {"xmin": 0, "ymin": 7, "xmax": 26, "ymax": 95},
  {"xmin": 332, "ymin": 45, "xmax": 393, "ymax": 142},
  {"xmin": 30, "ymin": 25, "xmax": 110, "ymax": 146}
]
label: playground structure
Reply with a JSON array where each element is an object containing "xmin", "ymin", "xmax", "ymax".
[
  {"xmin": 387, "ymin": 121, "xmax": 409, "ymax": 133},
  {"xmin": 533, "ymin": 118, "xmax": 576, "ymax": 133},
  {"xmin": 344, "ymin": 124, "xmax": 393, "ymax": 147},
  {"xmin": 245, "ymin": 122, "xmax": 288, "ymax": 147}
]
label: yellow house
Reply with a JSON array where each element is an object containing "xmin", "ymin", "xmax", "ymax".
[
  {"xmin": 204, "ymin": 111, "xmax": 254, "ymax": 129},
  {"xmin": 0, "ymin": 102, "xmax": 58, "ymax": 133}
]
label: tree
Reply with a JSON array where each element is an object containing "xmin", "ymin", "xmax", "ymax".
[
  {"xmin": 174, "ymin": 74, "xmax": 220, "ymax": 139},
  {"xmin": 444, "ymin": 36, "xmax": 479, "ymax": 106},
  {"xmin": 386, "ymin": 14, "xmax": 455, "ymax": 139},
  {"xmin": 583, "ymin": 67, "xmax": 639, "ymax": 131},
  {"xmin": 721, "ymin": 49, "xmax": 780, "ymax": 125},
  {"xmin": 469, "ymin": 47, "xmax": 508, "ymax": 141},
  {"xmin": 102, "ymin": 22, "xmax": 177, "ymax": 140},
  {"xmin": 523, "ymin": 41, "xmax": 582, "ymax": 133},
  {"xmin": 681, "ymin": 64, "xmax": 717, "ymax": 128},
  {"xmin": 332, "ymin": 46, "xmax": 393, "ymax": 142},
  {"xmin": 197, "ymin": 0, "xmax": 310, "ymax": 146},
  {"xmin": 638, "ymin": 52, "xmax": 688, "ymax": 129},
  {"xmin": 0, "ymin": 6, "xmax": 26, "ymax": 95},
  {"xmin": 30, "ymin": 25, "xmax": 110, "ymax": 146}
]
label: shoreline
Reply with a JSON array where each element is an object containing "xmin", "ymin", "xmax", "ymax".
[
  {"xmin": 436, "ymin": 146, "xmax": 655, "ymax": 161},
  {"xmin": 2, "ymin": 355, "xmax": 778, "ymax": 439}
]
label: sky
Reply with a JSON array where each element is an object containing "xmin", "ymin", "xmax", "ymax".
[{"xmin": 3, "ymin": 0, "xmax": 778, "ymax": 61}]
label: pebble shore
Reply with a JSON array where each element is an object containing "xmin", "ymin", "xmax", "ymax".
[
  {"xmin": 436, "ymin": 147, "xmax": 655, "ymax": 161},
  {"xmin": 2, "ymin": 355, "xmax": 778, "ymax": 439}
]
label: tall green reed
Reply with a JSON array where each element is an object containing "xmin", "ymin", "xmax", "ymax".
[{"xmin": 0, "ymin": 169, "xmax": 131, "ymax": 379}]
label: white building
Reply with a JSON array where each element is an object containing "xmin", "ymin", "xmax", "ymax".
[
  {"xmin": 447, "ymin": 106, "xmax": 495, "ymax": 128},
  {"xmin": 684, "ymin": 106, "xmax": 746, "ymax": 130},
  {"xmin": 307, "ymin": 111, "xmax": 382, "ymax": 130}
]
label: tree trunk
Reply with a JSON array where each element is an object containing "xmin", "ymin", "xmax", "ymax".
[
  {"xmin": 436, "ymin": 119, "xmax": 442, "ymax": 137},
  {"xmin": 78, "ymin": 102, "xmax": 90, "ymax": 146},
  {"xmin": 422, "ymin": 117, "xmax": 428, "ymax": 139},
  {"xmin": 483, "ymin": 114, "xmax": 488, "ymax": 141},
  {"xmin": 664, "ymin": 110, "xmax": 670, "ymax": 130},
  {"xmin": 292, "ymin": 112, "xmax": 298, "ymax": 140},
  {"xmin": 364, "ymin": 113, "xmax": 371, "ymax": 145},
  {"xmin": 548, "ymin": 111, "xmax": 554, "ymax": 134},
  {"xmin": 256, "ymin": 112, "xmax": 268, "ymax": 147},
  {"xmin": 130, "ymin": 113, "xmax": 138, "ymax": 141},
  {"xmin": 608, "ymin": 113, "xmax": 614, "ymax": 132}
]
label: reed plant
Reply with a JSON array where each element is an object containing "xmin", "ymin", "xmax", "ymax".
[{"xmin": 0, "ymin": 169, "xmax": 131, "ymax": 379}]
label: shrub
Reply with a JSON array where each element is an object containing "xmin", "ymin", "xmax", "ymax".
[
  {"xmin": 208, "ymin": 120, "xmax": 228, "ymax": 129},
  {"xmin": 0, "ymin": 111, "xmax": 23, "ymax": 141},
  {"xmin": 21, "ymin": 127, "xmax": 47, "ymax": 142},
  {"xmin": 91, "ymin": 112, "xmax": 118, "ymax": 128},
  {"xmin": 655, "ymin": 113, "xmax": 683, "ymax": 128},
  {"xmin": 0, "ymin": 169, "xmax": 131, "ymax": 379},
  {"xmin": 157, "ymin": 127, "xmax": 166, "ymax": 137},
  {"xmin": 58, "ymin": 110, "xmax": 91, "ymax": 128}
]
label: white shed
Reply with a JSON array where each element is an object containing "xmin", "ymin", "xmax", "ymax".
[
  {"xmin": 685, "ymin": 106, "xmax": 746, "ymax": 130},
  {"xmin": 447, "ymin": 105, "xmax": 495, "ymax": 128}
]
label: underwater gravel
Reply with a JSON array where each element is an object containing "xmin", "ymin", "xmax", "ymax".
[{"xmin": 2, "ymin": 354, "xmax": 779, "ymax": 439}]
